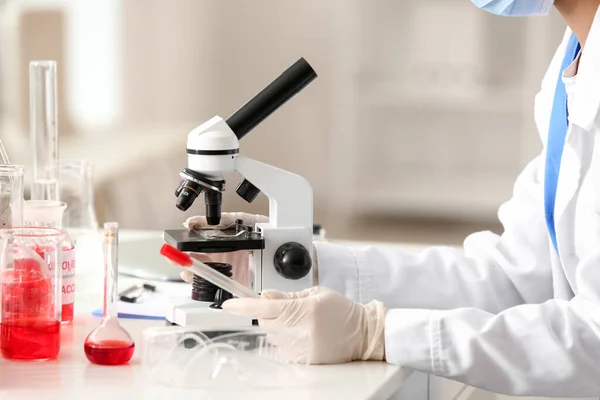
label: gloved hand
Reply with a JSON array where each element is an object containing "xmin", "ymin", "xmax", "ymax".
[
  {"xmin": 179, "ymin": 212, "xmax": 269, "ymax": 284},
  {"xmin": 222, "ymin": 286, "xmax": 387, "ymax": 365}
]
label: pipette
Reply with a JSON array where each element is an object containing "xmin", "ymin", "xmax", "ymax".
[{"xmin": 159, "ymin": 243, "xmax": 260, "ymax": 299}]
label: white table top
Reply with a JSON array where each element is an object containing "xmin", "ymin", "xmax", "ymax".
[{"xmin": 0, "ymin": 230, "xmax": 417, "ymax": 400}]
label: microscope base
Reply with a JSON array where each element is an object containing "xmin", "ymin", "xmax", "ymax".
[{"xmin": 165, "ymin": 297, "xmax": 254, "ymax": 328}]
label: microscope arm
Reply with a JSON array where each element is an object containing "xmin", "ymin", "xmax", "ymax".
[{"xmin": 235, "ymin": 155, "xmax": 313, "ymax": 230}]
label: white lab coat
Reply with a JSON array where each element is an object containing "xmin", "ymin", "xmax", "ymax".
[{"xmin": 315, "ymin": 8, "xmax": 600, "ymax": 398}]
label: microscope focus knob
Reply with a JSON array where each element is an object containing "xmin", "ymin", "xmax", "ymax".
[{"xmin": 273, "ymin": 242, "xmax": 312, "ymax": 280}]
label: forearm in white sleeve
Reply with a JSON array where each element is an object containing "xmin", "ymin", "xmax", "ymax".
[
  {"xmin": 384, "ymin": 261, "xmax": 600, "ymax": 398},
  {"xmin": 316, "ymin": 155, "xmax": 554, "ymax": 313}
]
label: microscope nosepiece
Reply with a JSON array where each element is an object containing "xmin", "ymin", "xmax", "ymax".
[{"xmin": 175, "ymin": 169, "xmax": 225, "ymax": 215}]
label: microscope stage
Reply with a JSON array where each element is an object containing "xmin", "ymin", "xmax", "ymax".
[{"xmin": 163, "ymin": 229, "xmax": 265, "ymax": 253}]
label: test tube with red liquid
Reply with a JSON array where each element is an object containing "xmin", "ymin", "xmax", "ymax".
[
  {"xmin": 84, "ymin": 222, "xmax": 134, "ymax": 365},
  {"xmin": 0, "ymin": 227, "xmax": 64, "ymax": 361}
]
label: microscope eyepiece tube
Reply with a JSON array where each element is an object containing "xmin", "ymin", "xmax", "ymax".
[{"xmin": 225, "ymin": 58, "xmax": 317, "ymax": 140}]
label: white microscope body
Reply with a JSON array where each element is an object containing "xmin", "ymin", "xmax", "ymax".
[{"xmin": 164, "ymin": 58, "xmax": 317, "ymax": 329}]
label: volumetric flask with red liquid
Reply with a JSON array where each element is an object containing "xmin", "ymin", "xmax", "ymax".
[
  {"xmin": 84, "ymin": 222, "xmax": 134, "ymax": 365},
  {"xmin": 0, "ymin": 227, "xmax": 64, "ymax": 360},
  {"xmin": 23, "ymin": 200, "xmax": 76, "ymax": 323}
]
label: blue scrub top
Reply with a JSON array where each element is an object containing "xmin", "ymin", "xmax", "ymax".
[{"xmin": 544, "ymin": 34, "xmax": 581, "ymax": 254}]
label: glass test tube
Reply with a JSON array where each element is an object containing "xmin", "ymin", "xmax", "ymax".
[
  {"xmin": 0, "ymin": 165, "xmax": 24, "ymax": 228},
  {"xmin": 0, "ymin": 137, "xmax": 10, "ymax": 164},
  {"xmin": 30, "ymin": 61, "xmax": 59, "ymax": 201}
]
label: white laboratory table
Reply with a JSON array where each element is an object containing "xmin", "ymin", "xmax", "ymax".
[{"xmin": 0, "ymin": 230, "xmax": 424, "ymax": 400}]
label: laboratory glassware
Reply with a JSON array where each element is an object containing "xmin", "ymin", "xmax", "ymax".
[
  {"xmin": 0, "ymin": 227, "xmax": 64, "ymax": 360},
  {"xmin": 23, "ymin": 200, "xmax": 66, "ymax": 227},
  {"xmin": 141, "ymin": 326, "xmax": 310, "ymax": 389},
  {"xmin": 0, "ymin": 165, "xmax": 24, "ymax": 229},
  {"xmin": 58, "ymin": 160, "xmax": 98, "ymax": 233},
  {"xmin": 160, "ymin": 243, "xmax": 259, "ymax": 299},
  {"xmin": 30, "ymin": 60, "xmax": 59, "ymax": 202},
  {"xmin": 23, "ymin": 200, "xmax": 76, "ymax": 323},
  {"xmin": 0, "ymin": 137, "xmax": 9, "ymax": 164},
  {"xmin": 84, "ymin": 222, "xmax": 134, "ymax": 365}
]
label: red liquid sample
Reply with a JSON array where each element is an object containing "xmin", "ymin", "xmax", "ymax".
[
  {"xmin": 1, "ymin": 253, "xmax": 61, "ymax": 360},
  {"xmin": 62, "ymin": 303, "xmax": 74, "ymax": 323},
  {"xmin": 2, "ymin": 268, "xmax": 53, "ymax": 319},
  {"xmin": 0, "ymin": 320, "xmax": 61, "ymax": 360},
  {"xmin": 84, "ymin": 340, "xmax": 134, "ymax": 365}
]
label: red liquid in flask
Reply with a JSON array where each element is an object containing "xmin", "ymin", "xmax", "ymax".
[
  {"xmin": 62, "ymin": 303, "xmax": 74, "ymax": 323},
  {"xmin": 1, "ymin": 253, "xmax": 61, "ymax": 360},
  {"xmin": 84, "ymin": 340, "xmax": 134, "ymax": 365}
]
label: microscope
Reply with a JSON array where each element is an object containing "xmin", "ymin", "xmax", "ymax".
[{"xmin": 163, "ymin": 58, "xmax": 317, "ymax": 328}]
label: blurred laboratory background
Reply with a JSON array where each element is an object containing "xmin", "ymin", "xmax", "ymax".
[{"xmin": 0, "ymin": 0, "xmax": 567, "ymax": 245}]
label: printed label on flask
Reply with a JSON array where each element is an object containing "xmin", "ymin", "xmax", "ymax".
[{"xmin": 61, "ymin": 247, "xmax": 76, "ymax": 305}]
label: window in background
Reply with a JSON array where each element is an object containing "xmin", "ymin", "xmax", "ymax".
[
  {"xmin": 329, "ymin": 0, "xmax": 565, "ymax": 224},
  {"xmin": 2, "ymin": 0, "xmax": 121, "ymax": 136}
]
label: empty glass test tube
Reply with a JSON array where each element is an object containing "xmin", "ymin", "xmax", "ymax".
[{"xmin": 30, "ymin": 61, "xmax": 59, "ymax": 201}]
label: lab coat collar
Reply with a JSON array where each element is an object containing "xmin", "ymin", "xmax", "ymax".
[
  {"xmin": 569, "ymin": 5, "xmax": 600, "ymax": 131},
  {"xmin": 541, "ymin": 28, "xmax": 573, "ymax": 91}
]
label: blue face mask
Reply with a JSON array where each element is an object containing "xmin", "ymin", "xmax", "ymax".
[{"xmin": 471, "ymin": 0, "xmax": 554, "ymax": 16}]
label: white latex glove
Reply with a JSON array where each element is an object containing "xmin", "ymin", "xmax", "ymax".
[
  {"xmin": 180, "ymin": 212, "xmax": 269, "ymax": 284},
  {"xmin": 222, "ymin": 286, "xmax": 387, "ymax": 365},
  {"xmin": 183, "ymin": 212, "xmax": 268, "ymax": 232}
]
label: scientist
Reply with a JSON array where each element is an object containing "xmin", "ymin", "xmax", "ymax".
[{"xmin": 181, "ymin": 0, "xmax": 600, "ymax": 397}]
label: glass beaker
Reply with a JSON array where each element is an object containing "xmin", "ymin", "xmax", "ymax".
[
  {"xmin": 23, "ymin": 200, "xmax": 66, "ymax": 228},
  {"xmin": 58, "ymin": 160, "xmax": 98, "ymax": 234},
  {"xmin": 0, "ymin": 165, "xmax": 24, "ymax": 229},
  {"xmin": 23, "ymin": 200, "xmax": 76, "ymax": 323},
  {"xmin": 0, "ymin": 227, "xmax": 64, "ymax": 360},
  {"xmin": 58, "ymin": 161, "xmax": 101, "ymax": 308}
]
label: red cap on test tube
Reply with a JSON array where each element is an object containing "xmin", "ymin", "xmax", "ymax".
[{"xmin": 160, "ymin": 244, "xmax": 193, "ymax": 267}]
